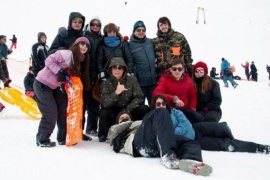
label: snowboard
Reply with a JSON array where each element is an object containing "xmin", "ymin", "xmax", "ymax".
[{"xmin": 64, "ymin": 76, "xmax": 83, "ymax": 147}]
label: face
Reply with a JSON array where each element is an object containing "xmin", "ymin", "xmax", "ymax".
[
  {"xmin": 134, "ymin": 27, "xmax": 146, "ymax": 39},
  {"xmin": 0, "ymin": 37, "xmax": 7, "ymax": 44},
  {"xmin": 40, "ymin": 36, "xmax": 46, "ymax": 43},
  {"xmin": 155, "ymin": 98, "xmax": 167, "ymax": 109},
  {"xmin": 90, "ymin": 19, "xmax": 101, "ymax": 32},
  {"xmin": 194, "ymin": 67, "xmax": 205, "ymax": 78},
  {"xmin": 111, "ymin": 65, "xmax": 124, "ymax": 80},
  {"xmin": 71, "ymin": 19, "xmax": 83, "ymax": 30},
  {"xmin": 107, "ymin": 29, "xmax": 117, "ymax": 37},
  {"xmin": 78, "ymin": 42, "xmax": 89, "ymax": 54},
  {"xmin": 158, "ymin": 22, "xmax": 169, "ymax": 33},
  {"xmin": 170, "ymin": 64, "xmax": 184, "ymax": 80}
]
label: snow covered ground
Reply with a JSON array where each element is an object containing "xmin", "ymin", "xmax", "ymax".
[{"xmin": 1, "ymin": 0, "xmax": 270, "ymax": 179}]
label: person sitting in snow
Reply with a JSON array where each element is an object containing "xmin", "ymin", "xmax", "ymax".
[{"xmin": 24, "ymin": 66, "xmax": 35, "ymax": 100}]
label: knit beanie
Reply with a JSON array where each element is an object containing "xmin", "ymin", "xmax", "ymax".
[
  {"xmin": 73, "ymin": 37, "xmax": 90, "ymax": 48},
  {"xmin": 133, "ymin": 20, "xmax": 146, "ymax": 33},
  {"xmin": 193, "ymin": 61, "xmax": 208, "ymax": 74}
]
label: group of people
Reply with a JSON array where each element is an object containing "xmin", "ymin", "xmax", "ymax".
[
  {"xmin": 1, "ymin": 11, "xmax": 269, "ymax": 176},
  {"xmin": 241, "ymin": 61, "xmax": 258, "ymax": 81}
]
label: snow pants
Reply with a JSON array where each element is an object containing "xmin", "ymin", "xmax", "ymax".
[
  {"xmin": 34, "ymin": 80, "xmax": 67, "ymax": 143},
  {"xmin": 133, "ymin": 108, "xmax": 203, "ymax": 162}
]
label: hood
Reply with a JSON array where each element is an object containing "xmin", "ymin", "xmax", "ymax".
[
  {"xmin": 108, "ymin": 57, "xmax": 128, "ymax": 78},
  {"xmin": 68, "ymin": 12, "xmax": 85, "ymax": 33}
]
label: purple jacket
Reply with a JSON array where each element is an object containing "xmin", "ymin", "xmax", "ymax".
[{"xmin": 36, "ymin": 50, "xmax": 73, "ymax": 89}]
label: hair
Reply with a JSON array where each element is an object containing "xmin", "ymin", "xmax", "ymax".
[
  {"xmin": 69, "ymin": 44, "xmax": 90, "ymax": 90},
  {"xmin": 170, "ymin": 58, "xmax": 184, "ymax": 67},
  {"xmin": 150, "ymin": 94, "xmax": 172, "ymax": 113},
  {"xmin": 191, "ymin": 72, "xmax": 212, "ymax": 94},
  {"xmin": 0, "ymin": 35, "xmax": 6, "ymax": 40}
]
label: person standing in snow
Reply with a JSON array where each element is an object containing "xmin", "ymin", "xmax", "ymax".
[
  {"xmin": 0, "ymin": 35, "xmax": 12, "ymax": 87},
  {"xmin": 9, "ymin": 34, "xmax": 17, "ymax": 50},
  {"xmin": 250, "ymin": 61, "xmax": 257, "ymax": 82},
  {"xmin": 220, "ymin": 57, "xmax": 238, "ymax": 88},
  {"xmin": 31, "ymin": 32, "xmax": 49, "ymax": 77},
  {"xmin": 24, "ymin": 66, "xmax": 35, "ymax": 100},
  {"xmin": 153, "ymin": 16, "xmax": 193, "ymax": 79},
  {"xmin": 34, "ymin": 37, "xmax": 91, "ymax": 147},
  {"xmin": 241, "ymin": 61, "xmax": 250, "ymax": 80}
]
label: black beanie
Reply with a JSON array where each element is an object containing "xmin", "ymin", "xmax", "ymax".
[{"xmin": 133, "ymin": 20, "xmax": 146, "ymax": 33}]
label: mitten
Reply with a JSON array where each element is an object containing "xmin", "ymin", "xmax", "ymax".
[
  {"xmin": 99, "ymin": 72, "xmax": 106, "ymax": 81},
  {"xmin": 58, "ymin": 27, "xmax": 68, "ymax": 38},
  {"xmin": 56, "ymin": 69, "xmax": 66, "ymax": 82},
  {"xmin": 112, "ymin": 128, "xmax": 131, "ymax": 153}
]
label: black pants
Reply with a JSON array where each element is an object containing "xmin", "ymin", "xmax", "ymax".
[
  {"xmin": 98, "ymin": 105, "xmax": 149, "ymax": 138},
  {"xmin": 181, "ymin": 108, "xmax": 204, "ymax": 124},
  {"xmin": 203, "ymin": 111, "xmax": 222, "ymax": 122},
  {"xmin": 133, "ymin": 108, "xmax": 203, "ymax": 162},
  {"xmin": 82, "ymin": 89, "xmax": 100, "ymax": 133},
  {"xmin": 34, "ymin": 80, "xmax": 67, "ymax": 143},
  {"xmin": 1, "ymin": 60, "xmax": 9, "ymax": 78},
  {"xmin": 193, "ymin": 122, "xmax": 257, "ymax": 153}
]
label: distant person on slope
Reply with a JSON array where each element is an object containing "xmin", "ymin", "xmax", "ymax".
[
  {"xmin": 31, "ymin": 32, "xmax": 49, "ymax": 77},
  {"xmin": 0, "ymin": 35, "xmax": 12, "ymax": 87},
  {"xmin": 9, "ymin": 34, "xmax": 17, "ymax": 50}
]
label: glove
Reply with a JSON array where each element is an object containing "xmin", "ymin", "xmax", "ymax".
[
  {"xmin": 112, "ymin": 128, "xmax": 131, "ymax": 153},
  {"xmin": 127, "ymin": 73, "xmax": 134, "ymax": 77},
  {"xmin": 98, "ymin": 72, "xmax": 106, "ymax": 81},
  {"xmin": 56, "ymin": 69, "xmax": 66, "ymax": 82},
  {"xmin": 58, "ymin": 27, "xmax": 68, "ymax": 38},
  {"xmin": 66, "ymin": 68, "xmax": 75, "ymax": 77}
]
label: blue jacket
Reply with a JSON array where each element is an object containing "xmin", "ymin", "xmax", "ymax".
[
  {"xmin": 129, "ymin": 35, "xmax": 157, "ymax": 87},
  {"xmin": 220, "ymin": 59, "xmax": 230, "ymax": 73},
  {"xmin": 170, "ymin": 108, "xmax": 195, "ymax": 140}
]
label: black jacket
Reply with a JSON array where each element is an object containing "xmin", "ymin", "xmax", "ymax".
[
  {"xmin": 31, "ymin": 42, "xmax": 49, "ymax": 76},
  {"xmin": 24, "ymin": 72, "xmax": 35, "ymax": 91},
  {"xmin": 196, "ymin": 79, "xmax": 222, "ymax": 115}
]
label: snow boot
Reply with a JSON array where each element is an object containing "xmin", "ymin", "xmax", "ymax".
[
  {"xmin": 257, "ymin": 144, "xmax": 270, "ymax": 154},
  {"xmin": 161, "ymin": 152, "xmax": 179, "ymax": 169}
]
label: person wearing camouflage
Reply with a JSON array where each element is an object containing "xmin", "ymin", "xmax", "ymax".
[
  {"xmin": 153, "ymin": 17, "xmax": 193, "ymax": 79},
  {"xmin": 98, "ymin": 57, "xmax": 149, "ymax": 142}
]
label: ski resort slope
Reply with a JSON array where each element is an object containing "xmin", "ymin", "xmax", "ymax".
[{"xmin": 1, "ymin": 0, "xmax": 270, "ymax": 180}]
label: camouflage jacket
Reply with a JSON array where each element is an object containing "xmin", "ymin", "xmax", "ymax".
[{"xmin": 153, "ymin": 29, "xmax": 192, "ymax": 79}]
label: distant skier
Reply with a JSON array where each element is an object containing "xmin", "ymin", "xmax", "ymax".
[{"xmin": 9, "ymin": 35, "xmax": 17, "ymax": 50}]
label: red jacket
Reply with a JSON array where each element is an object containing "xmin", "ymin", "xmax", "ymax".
[{"xmin": 153, "ymin": 69, "xmax": 197, "ymax": 109}]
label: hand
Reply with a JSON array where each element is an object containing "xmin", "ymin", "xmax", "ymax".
[
  {"xmin": 115, "ymin": 82, "xmax": 128, "ymax": 95},
  {"xmin": 1, "ymin": 57, "xmax": 5, "ymax": 61},
  {"xmin": 118, "ymin": 113, "xmax": 131, "ymax": 123},
  {"xmin": 127, "ymin": 73, "xmax": 134, "ymax": 77},
  {"xmin": 56, "ymin": 69, "xmax": 66, "ymax": 82},
  {"xmin": 175, "ymin": 99, "xmax": 185, "ymax": 107},
  {"xmin": 99, "ymin": 72, "xmax": 106, "ymax": 81}
]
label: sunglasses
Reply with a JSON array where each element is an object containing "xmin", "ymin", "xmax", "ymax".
[
  {"xmin": 156, "ymin": 102, "xmax": 166, "ymax": 107},
  {"xmin": 107, "ymin": 29, "xmax": 117, "ymax": 34},
  {"xmin": 112, "ymin": 65, "xmax": 124, "ymax": 70},
  {"xmin": 195, "ymin": 69, "xmax": 205, "ymax": 73},
  {"xmin": 72, "ymin": 20, "xmax": 83, "ymax": 24},
  {"xmin": 79, "ymin": 42, "xmax": 89, "ymax": 48},
  {"xmin": 90, "ymin": 22, "xmax": 101, "ymax": 27},
  {"xmin": 136, "ymin": 29, "xmax": 146, "ymax": 33},
  {"xmin": 172, "ymin": 67, "xmax": 183, "ymax": 72}
]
